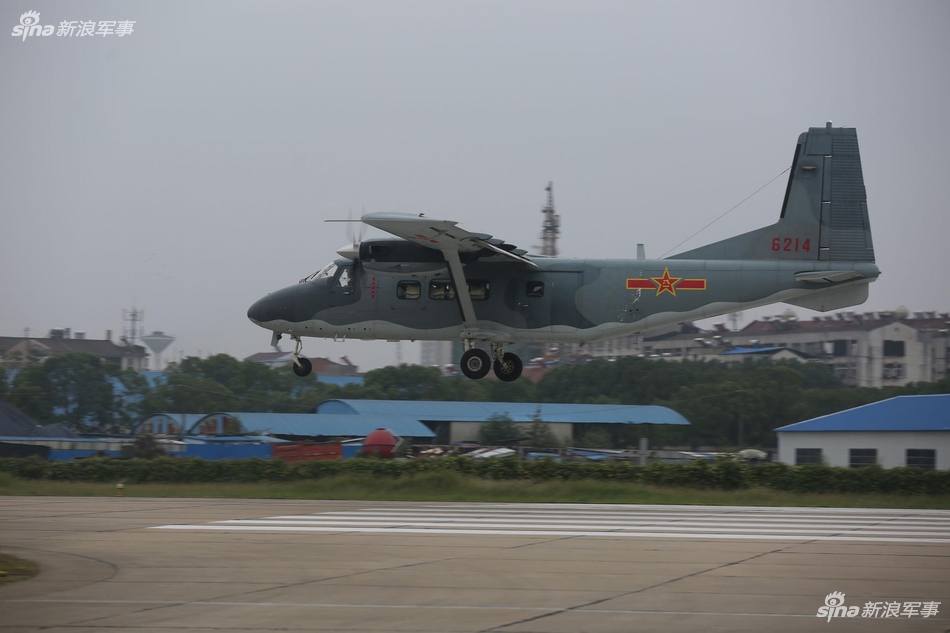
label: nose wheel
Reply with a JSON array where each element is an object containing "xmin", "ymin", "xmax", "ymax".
[{"xmin": 291, "ymin": 336, "xmax": 313, "ymax": 377}]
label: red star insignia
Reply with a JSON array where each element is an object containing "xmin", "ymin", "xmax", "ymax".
[{"xmin": 652, "ymin": 267, "xmax": 681, "ymax": 296}]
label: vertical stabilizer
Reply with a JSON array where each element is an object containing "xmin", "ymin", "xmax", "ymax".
[{"xmin": 670, "ymin": 123, "xmax": 874, "ymax": 262}]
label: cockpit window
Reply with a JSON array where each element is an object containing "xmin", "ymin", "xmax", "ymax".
[
  {"xmin": 337, "ymin": 267, "xmax": 353, "ymax": 288},
  {"xmin": 301, "ymin": 262, "xmax": 338, "ymax": 284}
]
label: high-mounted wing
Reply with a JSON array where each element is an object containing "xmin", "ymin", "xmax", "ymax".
[
  {"xmin": 360, "ymin": 212, "xmax": 535, "ymax": 328},
  {"xmin": 360, "ymin": 212, "xmax": 537, "ymax": 268}
]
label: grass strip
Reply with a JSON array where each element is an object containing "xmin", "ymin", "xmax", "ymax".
[
  {"xmin": 0, "ymin": 553, "xmax": 39, "ymax": 584},
  {"xmin": 2, "ymin": 471, "xmax": 949, "ymax": 509}
]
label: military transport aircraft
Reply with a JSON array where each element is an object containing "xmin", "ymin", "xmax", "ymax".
[{"xmin": 247, "ymin": 123, "xmax": 879, "ymax": 381}]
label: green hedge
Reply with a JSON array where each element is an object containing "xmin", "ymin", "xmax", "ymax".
[{"xmin": 1, "ymin": 457, "xmax": 948, "ymax": 495}]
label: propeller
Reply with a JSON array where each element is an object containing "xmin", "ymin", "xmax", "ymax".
[{"xmin": 325, "ymin": 207, "xmax": 365, "ymax": 262}]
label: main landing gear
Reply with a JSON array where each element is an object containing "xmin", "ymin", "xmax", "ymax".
[
  {"xmin": 290, "ymin": 335, "xmax": 312, "ymax": 377},
  {"xmin": 460, "ymin": 342, "xmax": 523, "ymax": 382}
]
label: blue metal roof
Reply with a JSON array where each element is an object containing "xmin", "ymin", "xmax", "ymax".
[
  {"xmin": 183, "ymin": 435, "xmax": 290, "ymax": 444},
  {"xmin": 134, "ymin": 413, "xmax": 206, "ymax": 433},
  {"xmin": 317, "ymin": 376, "xmax": 365, "ymax": 387},
  {"xmin": 721, "ymin": 347, "xmax": 787, "ymax": 355},
  {"xmin": 187, "ymin": 412, "xmax": 435, "ymax": 437},
  {"xmin": 775, "ymin": 395, "xmax": 950, "ymax": 432},
  {"xmin": 316, "ymin": 400, "xmax": 689, "ymax": 425}
]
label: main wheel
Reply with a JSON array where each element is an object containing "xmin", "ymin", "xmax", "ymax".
[
  {"xmin": 493, "ymin": 352, "xmax": 523, "ymax": 382},
  {"xmin": 460, "ymin": 349, "xmax": 491, "ymax": 379},
  {"xmin": 292, "ymin": 356, "xmax": 313, "ymax": 377}
]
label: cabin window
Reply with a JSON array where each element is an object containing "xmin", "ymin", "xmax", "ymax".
[
  {"xmin": 468, "ymin": 280, "xmax": 490, "ymax": 301},
  {"xmin": 795, "ymin": 448, "xmax": 822, "ymax": 465},
  {"xmin": 429, "ymin": 280, "xmax": 456, "ymax": 300},
  {"xmin": 849, "ymin": 448, "xmax": 877, "ymax": 468},
  {"xmin": 526, "ymin": 281, "xmax": 544, "ymax": 297},
  {"xmin": 906, "ymin": 449, "xmax": 936, "ymax": 470},
  {"xmin": 396, "ymin": 281, "xmax": 421, "ymax": 300}
]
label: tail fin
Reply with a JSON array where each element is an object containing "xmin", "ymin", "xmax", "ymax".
[{"xmin": 670, "ymin": 123, "xmax": 874, "ymax": 262}]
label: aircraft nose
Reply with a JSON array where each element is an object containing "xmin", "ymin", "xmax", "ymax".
[{"xmin": 247, "ymin": 297, "xmax": 264, "ymax": 324}]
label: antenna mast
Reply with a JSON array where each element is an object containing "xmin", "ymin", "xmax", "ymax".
[
  {"xmin": 122, "ymin": 307, "xmax": 144, "ymax": 349},
  {"xmin": 539, "ymin": 181, "xmax": 561, "ymax": 257}
]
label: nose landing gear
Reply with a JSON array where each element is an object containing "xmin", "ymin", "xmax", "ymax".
[
  {"xmin": 291, "ymin": 335, "xmax": 313, "ymax": 377},
  {"xmin": 459, "ymin": 341, "xmax": 523, "ymax": 381}
]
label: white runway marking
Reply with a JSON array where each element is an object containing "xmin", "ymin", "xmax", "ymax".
[
  {"xmin": 150, "ymin": 503, "xmax": 950, "ymax": 544},
  {"xmin": 1, "ymin": 599, "xmax": 841, "ymax": 618}
]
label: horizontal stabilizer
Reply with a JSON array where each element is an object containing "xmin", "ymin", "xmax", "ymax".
[
  {"xmin": 794, "ymin": 270, "xmax": 864, "ymax": 284},
  {"xmin": 784, "ymin": 283, "xmax": 869, "ymax": 312}
]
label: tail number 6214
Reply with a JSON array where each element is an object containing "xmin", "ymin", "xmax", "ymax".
[{"xmin": 772, "ymin": 237, "xmax": 811, "ymax": 252}]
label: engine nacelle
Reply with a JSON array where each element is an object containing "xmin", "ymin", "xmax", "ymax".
[{"xmin": 359, "ymin": 239, "xmax": 448, "ymax": 276}]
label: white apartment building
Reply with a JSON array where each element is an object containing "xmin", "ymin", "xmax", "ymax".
[{"xmin": 569, "ymin": 310, "xmax": 950, "ymax": 388}]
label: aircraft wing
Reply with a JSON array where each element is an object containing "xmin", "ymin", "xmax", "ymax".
[{"xmin": 361, "ymin": 212, "xmax": 537, "ymax": 267}]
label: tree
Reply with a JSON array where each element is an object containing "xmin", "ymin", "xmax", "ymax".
[
  {"xmin": 524, "ymin": 408, "xmax": 560, "ymax": 447},
  {"xmin": 478, "ymin": 413, "xmax": 521, "ymax": 444},
  {"xmin": 363, "ymin": 364, "xmax": 445, "ymax": 400},
  {"xmin": 0, "ymin": 367, "xmax": 8, "ymax": 400},
  {"xmin": 573, "ymin": 425, "xmax": 613, "ymax": 449},
  {"xmin": 120, "ymin": 433, "xmax": 166, "ymax": 459},
  {"xmin": 9, "ymin": 354, "xmax": 120, "ymax": 431}
]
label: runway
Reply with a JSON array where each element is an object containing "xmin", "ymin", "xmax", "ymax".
[{"xmin": 1, "ymin": 497, "xmax": 949, "ymax": 632}]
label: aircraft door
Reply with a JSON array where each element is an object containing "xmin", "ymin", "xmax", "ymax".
[
  {"xmin": 516, "ymin": 276, "xmax": 552, "ymax": 329},
  {"xmin": 513, "ymin": 272, "xmax": 582, "ymax": 329}
]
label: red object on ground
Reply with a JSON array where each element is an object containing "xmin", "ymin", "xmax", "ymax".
[
  {"xmin": 363, "ymin": 428, "xmax": 398, "ymax": 458},
  {"xmin": 272, "ymin": 441, "xmax": 342, "ymax": 463}
]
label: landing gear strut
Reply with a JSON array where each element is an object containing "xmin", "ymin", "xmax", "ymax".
[{"xmin": 291, "ymin": 335, "xmax": 312, "ymax": 377}]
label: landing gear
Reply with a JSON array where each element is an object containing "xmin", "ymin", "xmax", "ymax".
[
  {"xmin": 293, "ymin": 357, "xmax": 313, "ymax": 377},
  {"xmin": 460, "ymin": 348, "xmax": 491, "ymax": 380},
  {"xmin": 490, "ymin": 342, "xmax": 522, "ymax": 382},
  {"xmin": 291, "ymin": 335, "xmax": 312, "ymax": 377},
  {"xmin": 459, "ymin": 342, "xmax": 523, "ymax": 381},
  {"xmin": 493, "ymin": 353, "xmax": 523, "ymax": 382}
]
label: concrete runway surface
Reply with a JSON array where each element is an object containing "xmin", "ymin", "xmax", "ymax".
[{"xmin": 1, "ymin": 497, "xmax": 949, "ymax": 632}]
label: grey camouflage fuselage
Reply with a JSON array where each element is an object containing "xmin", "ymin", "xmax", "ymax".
[{"xmin": 248, "ymin": 124, "xmax": 880, "ymax": 347}]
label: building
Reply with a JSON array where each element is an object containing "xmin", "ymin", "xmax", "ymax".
[
  {"xmin": 314, "ymin": 399, "xmax": 689, "ymax": 445},
  {"xmin": 420, "ymin": 340, "xmax": 457, "ymax": 370},
  {"xmin": 775, "ymin": 394, "xmax": 950, "ymax": 469},
  {"xmin": 132, "ymin": 400, "xmax": 689, "ymax": 446},
  {"xmin": 185, "ymin": 411, "xmax": 435, "ymax": 441},
  {"xmin": 731, "ymin": 310, "xmax": 949, "ymax": 387},
  {"xmin": 561, "ymin": 310, "xmax": 950, "ymax": 387},
  {"xmin": 717, "ymin": 347, "xmax": 819, "ymax": 364},
  {"xmin": 244, "ymin": 352, "xmax": 360, "ymax": 376},
  {"xmin": 0, "ymin": 330, "xmax": 147, "ymax": 371}
]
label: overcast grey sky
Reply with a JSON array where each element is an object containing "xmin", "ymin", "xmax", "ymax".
[{"xmin": 2, "ymin": 0, "xmax": 948, "ymax": 371}]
